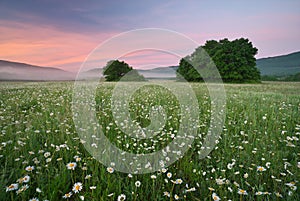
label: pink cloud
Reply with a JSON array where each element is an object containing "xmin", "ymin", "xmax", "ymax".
[
  {"xmin": 119, "ymin": 50, "xmax": 179, "ymax": 69},
  {"xmin": 0, "ymin": 20, "xmax": 116, "ymax": 72}
]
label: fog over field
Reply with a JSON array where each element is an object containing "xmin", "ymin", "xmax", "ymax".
[
  {"xmin": 0, "ymin": 60, "xmax": 76, "ymax": 81},
  {"xmin": 0, "ymin": 60, "xmax": 178, "ymax": 81}
]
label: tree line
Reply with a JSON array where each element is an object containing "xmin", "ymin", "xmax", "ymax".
[{"xmin": 103, "ymin": 38, "xmax": 261, "ymax": 83}]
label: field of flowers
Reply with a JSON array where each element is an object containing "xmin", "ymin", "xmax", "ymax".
[{"xmin": 0, "ymin": 81, "xmax": 299, "ymax": 201}]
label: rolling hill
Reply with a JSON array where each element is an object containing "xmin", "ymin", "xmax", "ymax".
[
  {"xmin": 256, "ymin": 51, "xmax": 300, "ymax": 75},
  {"xmin": 0, "ymin": 60, "xmax": 75, "ymax": 81},
  {"xmin": 1, "ymin": 51, "xmax": 299, "ymax": 81}
]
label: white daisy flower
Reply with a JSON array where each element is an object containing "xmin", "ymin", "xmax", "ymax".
[
  {"xmin": 72, "ymin": 182, "xmax": 83, "ymax": 193},
  {"xmin": 66, "ymin": 162, "xmax": 77, "ymax": 170},
  {"xmin": 6, "ymin": 183, "xmax": 18, "ymax": 192},
  {"xmin": 117, "ymin": 194, "xmax": 126, "ymax": 201}
]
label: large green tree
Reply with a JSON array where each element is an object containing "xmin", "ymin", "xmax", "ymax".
[
  {"xmin": 103, "ymin": 60, "xmax": 145, "ymax": 81},
  {"xmin": 176, "ymin": 38, "xmax": 261, "ymax": 83}
]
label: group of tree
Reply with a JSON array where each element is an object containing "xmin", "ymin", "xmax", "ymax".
[
  {"xmin": 103, "ymin": 60, "xmax": 145, "ymax": 81},
  {"xmin": 103, "ymin": 38, "xmax": 261, "ymax": 83},
  {"xmin": 176, "ymin": 38, "xmax": 261, "ymax": 83}
]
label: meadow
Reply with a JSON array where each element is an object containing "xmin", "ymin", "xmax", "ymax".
[{"xmin": 0, "ymin": 81, "xmax": 299, "ymax": 201}]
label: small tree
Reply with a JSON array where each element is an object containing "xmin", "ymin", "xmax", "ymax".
[{"xmin": 103, "ymin": 60, "xmax": 145, "ymax": 81}]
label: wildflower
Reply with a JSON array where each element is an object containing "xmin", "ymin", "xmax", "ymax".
[
  {"xmin": 150, "ymin": 175, "xmax": 157, "ymax": 179},
  {"xmin": 238, "ymin": 189, "xmax": 248, "ymax": 195},
  {"xmin": 285, "ymin": 182, "xmax": 297, "ymax": 190},
  {"xmin": 63, "ymin": 192, "xmax": 72, "ymax": 198},
  {"xmin": 25, "ymin": 166, "xmax": 35, "ymax": 172},
  {"xmin": 29, "ymin": 198, "xmax": 39, "ymax": 201},
  {"xmin": 16, "ymin": 184, "xmax": 29, "ymax": 194},
  {"xmin": 6, "ymin": 183, "xmax": 18, "ymax": 192},
  {"xmin": 163, "ymin": 191, "xmax": 170, "ymax": 197},
  {"xmin": 216, "ymin": 178, "xmax": 225, "ymax": 185},
  {"xmin": 90, "ymin": 186, "xmax": 96, "ymax": 190},
  {"xmin": 227, "ymin": 162, "xmax": 235, "ymax": 169},
  {"xmin": 135, "ymin": 181, "xmax": 141, "ymax": 187},
  {"xmin": 212, "ymin": 193, "xmax": 221, "ymax": 201},
  {"xmin": 167, "ymin": 172, "xmax": 172, "ymax": 178},
  {"xmin": 161, "ymin": 168, "xmax": 167, "ymax": 173},
  {"xmin": 255, "ymin": 191, "xmax": 263, "ymax": 195},
  {"xmin": 79, "ymin": 195, "xmax": 84, "ymax": 200},
  {"xmin": 74, "ymin": 155, "xmax": 81, "ymax": 162},
  {"xmin": 208, "ymin": 187, "xmax": 215, "ymax": 191},
  {"xmin": 85, "ymin": 174, "xmax": 92, "ymax": 179},
  {"xmin": 257, "ymin": 166, "xmax": 266, "ymax": 172},
  {"xmin": 66, "ymin": 162, "xmax": 77, "ymax": 170},
  {"xmin": 174, "ymin": 194, "xmax": 179, "ymax": 200},
  {"xmin": 91, "ymin": 143, "xmax": 98, "ymax": 148},
  {"xmin": 107, "ymin": 193, "xmax": 114, "ymax": 197},
  {"xmin": 23, "ymin": 175, "xmax": 30, "ymax": 183},
  {"xmin": 36, "ymin": 188, "xmax": 42, "ymax": 193},
  {"xmin": 17, "ymin": 177, "xmax": 24, "ymax": 183},
  {"xmin": 72, "ymin": 182, "xmax": 83, "ymax": 193},
  {"xmin": 275, "ymin": 192, "xmax": 283, "ymax": 198},
  {"xmin": 174, "ymin": 178, "xmax": 183, "ymax": 184},
  {"xmin": 285, "ymin": 181, "xmax": 296, "ymax": 187},
  {"xmin": 44, "ymin": 152, "xmax": 51, "ymax": 158},
  {"xmin": 186, "ymin": 187, "xmax": 196, "ymax": 192},
  {"xmin": 117, "ymin": 194, "xmax": 126, "ymax": 201},
  {"xmin": 107, "ymin": 167, "xmax": 114, "ymax": 173}
]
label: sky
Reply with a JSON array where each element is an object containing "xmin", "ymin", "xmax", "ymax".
[{"xmin": 0, "ymin": 0, "xmax": 299, "ymax": 72}]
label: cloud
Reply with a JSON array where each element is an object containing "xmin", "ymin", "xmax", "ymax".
[
  {"xmin": 1, "ymin": 0, "xmax": 299, "ymax": 72},
  {"xmin": 0, "ymin": 20, "xmax": 116, "ymax": 71}
]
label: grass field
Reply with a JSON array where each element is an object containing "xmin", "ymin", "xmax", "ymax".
[{"xmin": 0, "ymin": 81, "xmax": 299, "ymax": 201}]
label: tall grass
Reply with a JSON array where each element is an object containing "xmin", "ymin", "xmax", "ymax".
[{"xmin": 0, "ymin": 81, "xmax": 299, "ymax": 200}]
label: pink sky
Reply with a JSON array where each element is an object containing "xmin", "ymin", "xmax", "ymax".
[{"xmin": 0, "ymin": 1, "xmax": 299, "ymax": 72}]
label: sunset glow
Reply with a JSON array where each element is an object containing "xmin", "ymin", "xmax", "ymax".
[{"xmin": 0, "ymin": 1, "xmax": 299, "ymax": 72}]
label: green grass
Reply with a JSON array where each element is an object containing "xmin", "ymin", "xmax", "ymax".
[{"xmin": 0, "ymin": 81, "xmax": 299, "ymax": 201}]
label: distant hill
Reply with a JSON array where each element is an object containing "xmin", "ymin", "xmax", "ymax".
[
  {"xmin": 0, "ymin": 60, "xmax": 75, "ymax": 81},
  {"xmin": 82, "ymin": 66, "xmax": 178, "ymax": 80},
  {"xmin": 2, "ymin": 51, "xmax": 299, "ymax": 81},
  {"xmin": 256, "ymin": 51, "xmax": 300, "ymax": 75}
]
